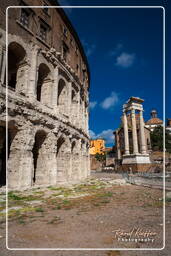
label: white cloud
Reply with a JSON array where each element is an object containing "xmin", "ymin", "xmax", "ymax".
[
  {"xmin": 89, "ymin": 130, "xmax": 96, "ymax": 139},
  {"xmin": 97, "ymin": 129, "xmax": 114, "ymax": 144},
  {"xmin": 109, "ymin": 43, "xmax": 123, "ymax": 56},
  {"xmin": 89, "ymin": 101, "xmax": 97, "ymax": 110},
  {"xmin": 100, "ymin": 92, "xmax": 119, "ymax": 110},
  {"xmin": 82, "ymin": 40, "xmax": 96, "ymax": 57},
  {"xmin": 89, "ymin": 129, "xmax": 114, "ymax": 144},
  {"xmin": 115, "ymin": 52, "xmax": 135, "ymax": 68}
]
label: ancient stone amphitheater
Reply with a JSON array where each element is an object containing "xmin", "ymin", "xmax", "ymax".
[{"xmin": 0, "ymin": 0, "xmax": 90, "ymax": 189}]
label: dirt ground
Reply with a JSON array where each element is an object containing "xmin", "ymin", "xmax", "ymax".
[{"xmin": 0, "ymin": 172, "xmax": 171, "ymax": 256}]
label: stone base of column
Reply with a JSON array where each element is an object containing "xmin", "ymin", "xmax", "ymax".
[
  {"xmin": 121, "ymin": 163, "xmax": 152, "ymax": 172},
  {"xmin": 122, "ymin": 154, "xmax": 151, "ymax": 164}
]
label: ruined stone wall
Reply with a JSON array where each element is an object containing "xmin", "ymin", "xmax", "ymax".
[
  {"xmin": 1, "ymin": 0, "xmax": 90, "ymax": 87},
  {"xmin": 0, "ymin": 0, "xmax": 90, "ymax": 189}
]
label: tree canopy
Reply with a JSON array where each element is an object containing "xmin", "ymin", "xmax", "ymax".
[{"xmin": 150, "ymin": 126, "xmax": 171, "ymax": 153}]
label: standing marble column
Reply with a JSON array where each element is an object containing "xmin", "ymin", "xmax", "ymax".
[
  {"xmin": 139, "ymin": 110, "xmax": 147, "ymax": 154},
  {"xmin": 123, "ymin": 111, "xmax": 130, "ymax": 155},
  {"xmin": 131, "ymin": 109, "xmax": 139, "ymax": 154}
]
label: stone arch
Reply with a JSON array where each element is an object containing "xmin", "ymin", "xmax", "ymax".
[
  {"xmin": 58, "ymin": 68, "xmax": 70, "ymax": 82},
  {"xmin": 3, "ymin": 122, "xmax": 21, "ymax": 188},
  {"xmin": 37, "ymin": 63, "xmax": 52, "ymax": 106},
  {"xmin": 0, "ymin": 125, "xmax": 16, "ymax": 186},
  {"xmin": 72, "ymin": 89, "xmax": 76, "ymax": 102},
  {"xmin": 8, "ymin": 42, "xmax": 27, "ymax": 91},
  {"xmin": 32, "ymin": 130, "xmax": 47, "ymax": 184},
  {"xmin": 56, "ymin": 134, "xmax": 71, "ymax": 182},
  {"xmin": 57, "ymin": 78, "xmax": 68, "ymax": 115}
]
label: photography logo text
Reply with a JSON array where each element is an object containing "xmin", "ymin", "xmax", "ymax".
[{"xmin": 113, "ymin": 227, "xmax": 157, "ymax": 243}]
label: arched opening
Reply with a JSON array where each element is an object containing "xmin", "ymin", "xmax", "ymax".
[
  {"xmin": 72, "ymin": 90, "xmax": 76, "ymax": 102},
  {"xmin": 37, "ymin": 63, "xmax": 51, "ymax": 103},
  {"xmin": 32, "ymin": 130, "xmax": 46, "ymax": 184},
  {"xmin": 0, "ymin": 126, "xmax": 15, "ymax": 186},
  {"xmin": 57, "ymin": 79, "xmax": 68, "ymax": 115},
  {"xmin": 8, "ymin": 42, "xmax": 26, "ymax": 89},
  {"xmin": 71, "ymin": 141, "xmax": 76, "ymax": 153}
]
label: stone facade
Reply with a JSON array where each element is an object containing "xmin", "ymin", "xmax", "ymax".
[
  {"xmin": 89, "ymin": 139, "xmax": 105, "ymax": 155},
  {"xmin": 0, "ymin": 0, "xmax": 90, "ymax": 189}
]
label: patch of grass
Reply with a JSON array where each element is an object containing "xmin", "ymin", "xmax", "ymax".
[
  {"xmin": 96, "ymin": 191, "xmax": 113, "ymax": 198},
  {"xmin": 35, "ymin": 207, "xmax": 44, "ymax": 213},
  {"xmin": 32, "ymin": 191, "xmax": 44, "ymax": 195},
  {"xmin": 8, "ymin": 192, "xmax": 42, "ymax": 202},
  {"xmin": 48, "ymin": 186, "xmax": 63, "ymax": 191},
  {"xmin": 8, "ymin": 192, "xmax": 23, "ymax": 201},
  {"xmin": 62, "ymin": 200, "xmax": 70, "ymax": 205},
  {"xmin": 166, "ymin": 197, "xmax": 171, "ymax": 202},
  {"xmin": 53, "ymin": 205, "xmax": 61, "ymax": 210},
  {"xmin": 18, "ymin": 217, "xmax": 26, "ymax": 224}
]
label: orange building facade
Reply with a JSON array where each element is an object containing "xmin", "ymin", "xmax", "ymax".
[{"xmin": 89, "ymin": 139, "xmax": 105, "ymax": 155}]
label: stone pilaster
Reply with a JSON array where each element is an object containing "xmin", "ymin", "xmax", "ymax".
[
  {"xmin": 76, "ymin": 89, "xmax": 80, "ymax": 128},
  {"xmin": 131, "ymin": 109, "xmax": 139, "ymax": 154},
  {"xmin": 68, "ymin": 81, "xmax": 72, "ymax": 118},
  {"xmin": 52, "ymin": 66, "xmax": 59, "ymax": 109},
  {"xmin": 28, "ymin": 46, "xmax": 39, "ymax": 98}
]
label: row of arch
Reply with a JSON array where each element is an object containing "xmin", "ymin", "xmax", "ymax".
[
  {"xmin": 0, "ymin": 124, "xmax": 89, "ymax": 188},
  {"xmin": 6, "ymin": 41, "xmax": 88, "ymax": 130}
]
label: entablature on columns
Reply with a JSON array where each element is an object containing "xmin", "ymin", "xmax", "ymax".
[{"xmin": 123, "ymin": 102, "xmax": 143, "ymax": 113}]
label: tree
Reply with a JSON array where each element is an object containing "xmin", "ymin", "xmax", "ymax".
[
  {"xmin": 95, "ymin": 153, "xmax": 106, "ymax": 164},
  {"xmin": 166, "ymin": 130, "xmax": 171, "ymax": 153},
  {"xmin": 150, "ymin": 126, "xmax": 171, "ymax": 153}
]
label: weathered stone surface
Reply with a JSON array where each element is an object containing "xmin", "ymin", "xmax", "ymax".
[{"xmin": 0, "ymin": 2, "xmax": 90, "ymax": 190}]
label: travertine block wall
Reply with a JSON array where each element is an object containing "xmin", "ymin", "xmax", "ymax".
[{"xmin": 0, "ymin": 10, "xmax": 90, "ymax": 189}]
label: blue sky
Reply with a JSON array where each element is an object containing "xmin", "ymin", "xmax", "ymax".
[{"xmin": 58, "ymin": 0, "xmax": 170, "ymax": 146}]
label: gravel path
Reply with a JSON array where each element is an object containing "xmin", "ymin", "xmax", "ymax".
[{"xmin": 0, "ymin": 172, "xmax": 170, "ymax": 256}]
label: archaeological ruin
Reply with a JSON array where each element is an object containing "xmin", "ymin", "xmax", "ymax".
[
  {"xmin": 0, "ymin": 0, "xmax": 90, "ymax": 189},
  {"xmin": 114, "ymin": 97, "xmax": 152, "ymax": 172}
]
